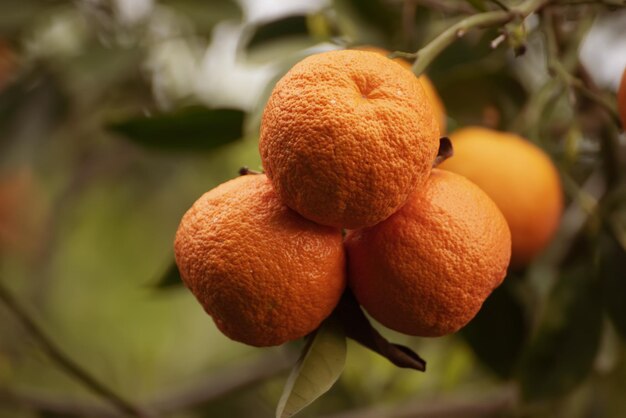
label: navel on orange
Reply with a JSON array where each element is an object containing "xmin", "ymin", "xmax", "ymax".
[
  {"xmin": 353, "ymin": 45, "xmax": 447, "ymax": 134},
  {"xmin": 260, "ymin": 49, "xmax": 440, "ymax": 229}
]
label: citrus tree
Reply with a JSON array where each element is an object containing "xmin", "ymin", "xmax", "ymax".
[{"xmin": 1, "ymin": 1, "xmax": 626, "ymax": 417}]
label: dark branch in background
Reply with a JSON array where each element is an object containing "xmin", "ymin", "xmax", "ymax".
[
  {"xmin": 0, "ymin": 388, "xmax": 122, "ymax": 418},
  {"xmin": 543, "ymin": 11, "xmax": 621, "ymax": 125},
  {"xmin": 0, "ymin": 351, "xmax": 295, "ymax": 417},
  {"xmin": 0, "ymin": 281, "xmax": 149, "ymax": 417}
]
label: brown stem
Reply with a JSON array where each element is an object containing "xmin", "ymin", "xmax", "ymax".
[
  {"xmin": 238, "ymin": 166, "xmax": 263, "ymax": 176},
  {"xmin": 0, "ymin": 281, "xmax": 149, "ymax": 417},
  {"xmin": 335, "ymin": 290, "xmax": 426, "ymax": 371},
  {"xmin": 433, "ymin": 137, "xmax": 453, "ymax": 167}
]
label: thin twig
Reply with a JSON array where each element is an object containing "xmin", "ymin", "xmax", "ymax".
[
  {"xmin": 542, "ymin": 9, "xmax": 622, "ymax": 125},
  {"xmin": 0, "ymin": 351, "xmax": 296, "ymax": 417},
  {"xmin": 0, "ymin": 281, "xmax": 148, "ymax": 417},
  {"xmin": 410, "ymin": 0, "xmax": 550, "ymax": 75}
]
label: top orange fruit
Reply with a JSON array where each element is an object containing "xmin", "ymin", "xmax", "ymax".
[
  {"xmin": 439, "ymin": 127, "xmax": 563, "ymax": 267},
  {"xmin": 354, "ymin": 46, "xmax": 447, "ymax": 134},
  {"xmin": 345, "ymin": 169, "xmax": 511, "ymax": 337},
  {"xmin": 174, "ymin": 174, "xmax": 346, "ymax": 347},
  {"xmin": 259, "ymin": 49, "xmax": 440, "ymax": 229},
  {"xmin": 618, "ymin": 67, "xmax": 626, "ymax": 130}
]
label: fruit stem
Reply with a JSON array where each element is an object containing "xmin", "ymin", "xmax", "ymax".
[
  {"xmin": 433, "ymin": 137, "xmax": 454, "ymax": 168},
  {"xmin": 238, "ymin": 167, "xmax": 263, "ymax": 176}
]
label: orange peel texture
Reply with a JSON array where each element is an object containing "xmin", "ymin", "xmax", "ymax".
[
  {"xmin": 346, "ymin": 169, "xmax": 511, "ymax": 337},
  {"xmin": 260, "ymin": 49, "xmax": 440, "ymax": 229},
  {"xmin": 174, "ymin": 174, "xmax": 346, "ymax": 347}
]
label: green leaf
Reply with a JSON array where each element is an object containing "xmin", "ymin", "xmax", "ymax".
[
  {"xmin": 599, "ymin": 232, "xmax": 626, "ymax": 338},
  {"xmin": 465, "ymin": 0, "xmax": 488, "ymax": 12},
  {"xmin": 461, "ymin": 277, "xmax": 529, "ymax": 378},
  {"xmin": 160, "ymin": 0, "xmax": 242, "ymax": 36},
  {"xmin": 276, "ymin": 316, "xmax": 346, "ymax": 418},
  {"xmin": 332, "ymin": 0, "xmax": 400, "ymax": 44},
  {"xmin": 154, "ymin": 262, "xmax": 182, "ymax": 289},
  {"xmin": 108, "ymin": 106, "xmax": 245, "ymax": 151},
  {"xmin": 245, "ymin": 15, "xmax": 311, "ymax": 51},
  {"xmin": 518, "ymin": 263, "xmax": 603, "ymax": 400}
]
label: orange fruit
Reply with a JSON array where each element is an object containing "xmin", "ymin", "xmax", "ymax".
[
  {"xmin": 354, "ymin": 46, "xmax": 447, "ymax": 134},
  {"xmin": 174, "ymin": 174, "xmax": 346, "ymax": 347},
  {"xmin": 618, "ymin": 67, "xmax": 626, "ymax": 130},
  {"xmin": 0, "ymin": 167, "xmax": 37, "ymax": 253},
  {"xmin": 0, "ymin": 40, "xmax": 16, "ymax": 91},
  {"xmin": 345, "ymin": 169, "xmax": 511, "ymax": 337},
  {"xmin": 439, "ymin": 127, "xmax": 563, "ymax": 267},
  {"xmin": 260, "ymin": 49, "xmax": 439, "ymax": 229}
]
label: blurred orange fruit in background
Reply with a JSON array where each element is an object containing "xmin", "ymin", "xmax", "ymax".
[
  {"xmin": 0, "ymin": 39, "xmax": 16, "ymax": 91},
  {"xmin": 439, "ymin": 127, "xmax": 563, "ymax": 267}
]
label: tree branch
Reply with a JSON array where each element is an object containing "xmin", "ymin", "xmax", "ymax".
[
  {"xmin": 409, "ymin": 0, "xmax": 550, "ymax": 75},
  {"xmin": 0, "ymin": 281, "xmax": 149, "ymax": 417},
  {"xmin": 0, "ymin": 351, "xmax": 295, "ymax": 417}
]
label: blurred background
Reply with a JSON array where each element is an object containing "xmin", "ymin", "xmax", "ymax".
[{"xmin": 1, "ymin": 0, "xmax": 626, "ymax": 417}]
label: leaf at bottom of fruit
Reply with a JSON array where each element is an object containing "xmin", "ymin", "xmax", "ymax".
[{"xmin": 276, "ymin": 315, "xmax": 346, "ymax": 418}]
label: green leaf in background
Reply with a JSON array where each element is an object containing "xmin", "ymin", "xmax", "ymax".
[
  {"xmin": 461, "ymin": 277, "xmax": 529, "ymax": 379},
  {"xmin": 465, "ymin": 0, "xmax": 488, "ymax": 12},
  {"xmin": 108, "ymin": 106, "xmax": 245, "ymax": 151},
  {"xmin": 599, "ymin": 231, "xmax": 626, "ymax": 338},
  {"xmin": 276, "ymin": 316, "xmax": 346, "ymax": 418},
  {"xmin": 155, "ymin": 261, "xmax": 183, "ymax": 289},
  {"xmin": 244, "ymin": 16, "xmax": 311, "ymax": 51},
  {"xmin": 332, "ymin": 0, "xmax": 400, "ymax": 44},
  {"xmin": 0, "ymin": 0, "xmax": 67, "ymax": 37},
  {"xmin": 160, "ymin": 0, "xmax": 242, "ymax": 37},
  {"xmin": 518, "ymin": 263, "xmax": 603, "ymax": 400}
]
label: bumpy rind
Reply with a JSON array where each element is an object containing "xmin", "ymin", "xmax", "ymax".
[{"xmin": 174, "ymin": 175, "xmax": 346, "ymax": 347}]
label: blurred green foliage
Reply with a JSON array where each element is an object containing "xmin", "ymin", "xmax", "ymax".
[{"xmin": 0, "ymin": 0, "xmax": 625, "ymax": 417}]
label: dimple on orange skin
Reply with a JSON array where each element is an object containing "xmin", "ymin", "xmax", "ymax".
[
  {"xmin": 174, "ymin": 174, "xmax": 346, "ymax": 347},
  {"xmin": 345, "ymin": 169, "xmax": 511, "ymax": 337},
  {"xmin": 260, "ymin": 49, "xmax": 440, "ymax": 229},
  {"xmin": 439, "ymin": 127, "xmax": 563, "ymax": 267},
  {"xmin": 618, "ymin": 67, "xmax": 626, "ymax": 130},
  {"xmin": 353, "ymin": 45, "xmax": 447, "ymax": 134}
]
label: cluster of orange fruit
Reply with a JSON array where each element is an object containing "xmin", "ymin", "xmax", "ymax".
[{"xmin": 174, "ymin": 48, "xmax": 563, "ymax": 347}]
